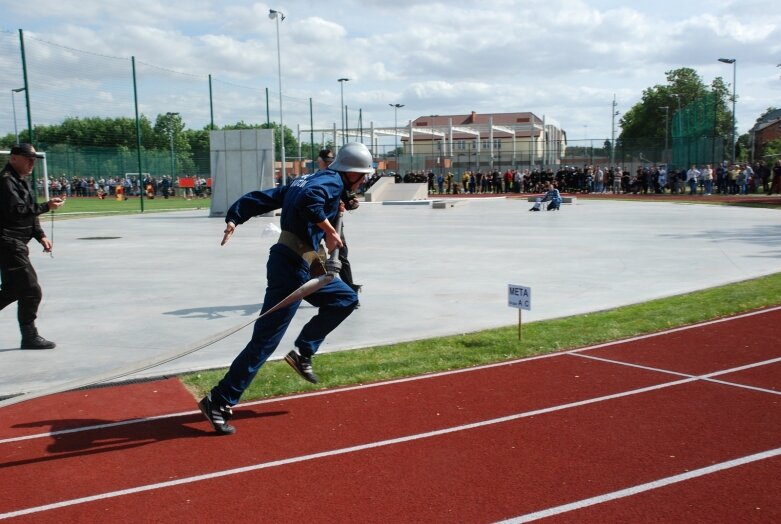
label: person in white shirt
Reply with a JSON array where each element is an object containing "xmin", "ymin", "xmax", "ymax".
[
  {"xmin": 701, "ymin": 164, "xmax": 713, "ymax": 195},
  {"xmin": 686, "ymin": 165, "xmax": 700, "ymax": 195},
  {"xmin": 595, "ymin": 166, "xmax": 605, "ymax": 193},
  {"xmin": 657, "ymin": 166, "xmax": 667, "ymax": 193},
  {"xmin": 743, "ymin": 164, "xmax": 755, "ymax": 193}
]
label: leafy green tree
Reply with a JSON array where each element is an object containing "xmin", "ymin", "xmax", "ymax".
[
  {"xmin": 736, "ymin": 133, "xmax": 750, "ymax": 162},
  {"xmin": 753, "ymin": 107, "xmax": 779, "ymax": 125},
  {"xmin": 154, "ymin": 113, "xmax": 195, "ymax": 175},
  {"xmin": 185, "ymin": 128, "xmax": 211, "ymax": 175},
  {"xmin": 761, "ymin": 138, "xmax": 781, "ymax": 160},
  {"xmin": 617, "ymin": 68, "xmax": 733, "ymax": 160},
  {"xmin": 33, "ymin": 116, "xmax": 156, "ymax": 149},
  {"xmin": 219, "ymin": 121, "xmax": 300, "ymax": 164}
]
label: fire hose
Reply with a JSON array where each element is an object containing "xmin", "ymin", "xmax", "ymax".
[{"xmin": 0, "ymin": 214, "xmax": 344, "ymax": 408}]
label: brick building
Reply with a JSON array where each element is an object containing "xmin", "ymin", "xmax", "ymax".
[{"xmin": 749, "ymin": 108, "xmax": 781, "ymax": 161}]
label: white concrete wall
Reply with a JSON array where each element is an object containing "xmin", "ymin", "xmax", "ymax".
[{"xmin": 209, "ymin": 129, "xmax": 275, "ymax": 217}]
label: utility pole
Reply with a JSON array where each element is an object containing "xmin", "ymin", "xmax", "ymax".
[
  {"xmin": 718, "ymin": 58, "xmax": 737, "ymax": 164},
  {"xmin": 659, "ymin": 106, "xmax": 669, "ymax": 164},
  {"xmin": 610, "ymin": 94, "xmax": 618, "ymax": 167}
]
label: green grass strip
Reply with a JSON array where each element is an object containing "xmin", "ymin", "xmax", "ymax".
[
  {"xmin": 44, "ymin": 196, "xmax": 211, "ymax": 219},
  {"xmin": 181, "ymin": 272, "xmax": 781, "ymax": 400}
]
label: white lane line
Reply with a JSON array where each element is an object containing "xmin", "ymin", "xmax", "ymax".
[
  {"xmin": 565, "ymin": 304, "xmax": 781, "ymax": 355},
  {"xmin": 0, "ymin": 378, "xmax": 694, "ymax": 520},
  {"xmin": 573, "ymin": 354, "xmax": 781, "ymax": 397},
  {"xmin": 2, "ymin": 305, "xmax": 779, "ymax": 445},
  {"xmin": 495, "ymin": 447, "xmax": 781, "ymax": 523}
]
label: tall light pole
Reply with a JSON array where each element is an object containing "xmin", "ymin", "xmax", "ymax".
[
  {"xmin": 269, "ymin": 9, "xmax": 287, "ymax": 184},
  {"xmin": 611, "ymin": 94, "xmax": 619, "ymax": 167},
  {"xmin": 583, "ymin": 124, "xmax": 589, "ymax": 166},
  {"xmin": 671, "ymin": 93, "xmax": 683, "ymax": 165},
  {"xmin": 165, "ymin": 112, "xmax": 179, "ymax": 178},
  {"xmin": 718, "ymin": 58, "xmax": 736, "ymax": 164},
  {"xmin": 11, "ymin": 87, "xmax": 25, "ymax": 143},
  {"xmin": 659, "ymin": 106, "xmax": 669, "ymax": 163},
  {"xmin": 338, "ymin": 78, "xmax": 349, "ymax": 145},
  {"xmin": 389, "ymin": 103, "xmax": 404, "ymax": 167}
]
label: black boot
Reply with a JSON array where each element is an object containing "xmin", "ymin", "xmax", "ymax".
[{"xmin": 20, "ymin": 324, "xmax": 56, "ymax": 350}]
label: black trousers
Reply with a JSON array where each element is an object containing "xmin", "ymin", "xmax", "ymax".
[
  {"xmin": 338, "ymin": 239, "xmax": 357, "ymax": 289},
  {"xmin": 0, "ymin": 237, "xmax": 42, "ymax": 326},
  {"xmin": 338, "ymin": 229, "xmax": 360, "ymax": 292}
]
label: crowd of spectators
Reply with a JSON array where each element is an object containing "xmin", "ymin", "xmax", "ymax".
[
  {"xmin": 42, "ymin": 159, "xmax": 779, "ymax": 201},
  {"xmin": 383, "ymin": 158, "xmax": 781, "ymax": 197},
  {"xmin": 42, "ymin": 175, "xmax": 211, "ymax": 199}
]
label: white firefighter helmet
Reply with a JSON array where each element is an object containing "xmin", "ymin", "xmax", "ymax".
[{"xmin": 329, "ymin": 142, "xmax": 375, "ymax": 174}]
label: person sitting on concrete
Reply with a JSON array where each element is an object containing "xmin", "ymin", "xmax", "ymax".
[{"xmin": 539, "ymin": 182, "xmax": 562, "ymax": 211}]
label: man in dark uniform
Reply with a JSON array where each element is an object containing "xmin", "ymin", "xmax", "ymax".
[
  {"xmin": 0, "ymin": 143, "xmax": 65, "ymax": 349},
  {"xmin": 198, "ymin": 142, "xmax": 372, "ymax": 435},
  {"xmin": 317, "ymin": 148, "xmax": 362, "ymax": 294}
]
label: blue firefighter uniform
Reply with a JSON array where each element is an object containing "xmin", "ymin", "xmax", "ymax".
[{"xmin": 211, "ymin": 169, "xmax": 359, "ymax": 406}]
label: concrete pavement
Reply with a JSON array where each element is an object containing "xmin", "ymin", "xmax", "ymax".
[{"xmin": 1, "ymin": 197, "xmax": 779, "ymax": 397}]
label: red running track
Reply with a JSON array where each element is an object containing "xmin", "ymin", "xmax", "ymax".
[{"xmin": 1, "ymin": 307, "xmax": 779, "ymax": 522}]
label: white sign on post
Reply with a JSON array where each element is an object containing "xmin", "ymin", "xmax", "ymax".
[{"xmin": 508, "ymin": 284, "xmax": 531, "ymax": 310}]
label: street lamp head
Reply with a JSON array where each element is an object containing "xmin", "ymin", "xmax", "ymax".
[
  {"xmin": 12, "ymin": 87, "xmax": 25, "ymax": 93},
  {"xmin": 718, "ymin": 58, "xmax": 736, "ymax": 64},
  {"xmin": 389, "ymin": 103, "xmax": 404, "ymax": 109},
  {"xmin": 338, "ymin": 78, "xmax": 349, "ymax": 83},
  {"xmin": 269, "ymin": 9, "xmax": 284, "ymax": 20}
]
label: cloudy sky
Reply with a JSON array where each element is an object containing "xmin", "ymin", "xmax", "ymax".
[{"xmin": 1, "ymin": 0, "xmax": 779, "ymax": 147}]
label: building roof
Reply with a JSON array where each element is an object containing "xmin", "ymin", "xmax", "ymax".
[
  {"xmin": 407, "ymin": 111, "xmax": 551, "ymax": 140},
  {"xmin": 750, "ymin": 108, "xmax": 781, "ymax": 132},
  {"xmin": 413, "ymin": 111, "xmax": 543, "ymax": 127}
]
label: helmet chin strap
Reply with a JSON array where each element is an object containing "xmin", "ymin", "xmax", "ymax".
[
  {"xmin": 339, "ymin": 172, "xmax": 362, "ymax": 191},
  {"xmin": 339, "ymin": 172, "xmax": 361, "ymax": 210}
]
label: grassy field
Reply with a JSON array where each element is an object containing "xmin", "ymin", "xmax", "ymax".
[
  {"xmin": 47, "ymin": 195, "xmax": 211, "ymax": 218},
  {"xmin": 181, "ymin": 272, "xmax": 781, "ymax": 401}
]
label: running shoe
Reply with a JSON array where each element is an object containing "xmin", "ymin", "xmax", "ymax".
[{"xmin": 285, "ymin": 350, "xmax": 319, "ymax": 384}]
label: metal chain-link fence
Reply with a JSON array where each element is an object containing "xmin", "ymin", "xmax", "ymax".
[{"xmin": 2, "ymin": 30, "xmax": 729, "ymax": 197}]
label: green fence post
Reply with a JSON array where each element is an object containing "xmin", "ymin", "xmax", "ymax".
[{"xmin": 132, "ymin": 56, "xmax": 144, "ymax": 213}]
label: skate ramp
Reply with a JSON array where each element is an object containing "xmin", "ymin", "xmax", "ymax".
[{"xmin": 364, "ymin": 177, "xmax": 428, "ymax": 202}]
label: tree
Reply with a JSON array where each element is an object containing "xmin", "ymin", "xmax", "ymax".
[
  {"xmin": 185, "ymin": 128, "xmax": 211, "ymax": 175},
  {"xmin": 1, "ymin": 113, "xmax": 316, "ymax": 179},
  {"xmin": 736, "ymin": 133, "xmax": 750, "ymax": 162},
  {"xmin": 761, "ymin": 138, "xmax": 781, "ymax": 160},
  {"xmin": 219, "ymin": 121, "xmax": 299, "ymax": 163},
  {"xmin": 154, "ymin": 113, "xmax": 195, "ymax": 175},
  {"xmin": 32, "ymin": 116, "xmax": 156, "ymax": 149},
  {"xmin": 754, "ymin": 107, "xmax": 779, "ymax": 124},
  {"xmin": 617, "ymin": 68, "xmax": 732, "ymax": 161}
]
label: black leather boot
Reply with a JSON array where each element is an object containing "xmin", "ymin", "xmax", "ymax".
[{"xmin": 20, "ymin": 324, "xmax": 56, "ymax": 350}]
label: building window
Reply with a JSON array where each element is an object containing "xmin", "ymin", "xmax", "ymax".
[{"xmin": 480, "ymin": 139, "xmax": 501, "ymax": 150}]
